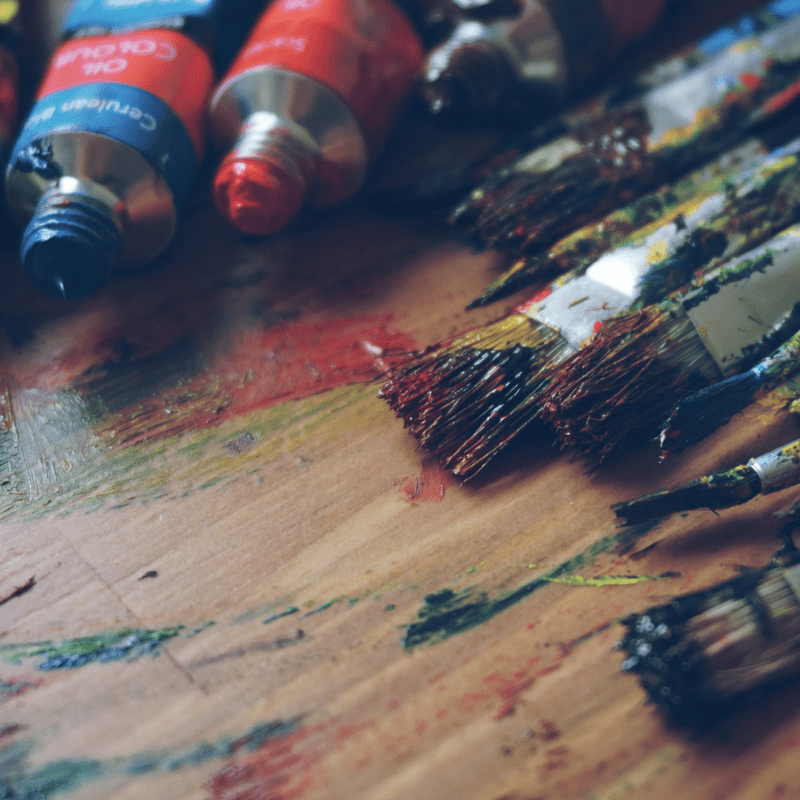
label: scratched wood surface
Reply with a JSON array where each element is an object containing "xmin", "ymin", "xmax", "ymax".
[{"xmin": 4, "ymin": 2, "xmax": 800, "ymax": 799}]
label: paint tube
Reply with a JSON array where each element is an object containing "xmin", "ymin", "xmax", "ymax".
[
  {"xmin": 419, "ymin": 0, "xmax": 671, "ymax": 118},
  {"xmin": 0, "ymin": 2, "xmax": 17, "ymax": 167},
  {"xmin": 209, "ymin": 0, "xmax": 424, "ymax": 236},
  {"xmin": 4, "ymin": 0, "xmax": 262, "ymax": 300}
]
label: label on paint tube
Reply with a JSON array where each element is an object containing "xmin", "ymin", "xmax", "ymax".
[
  {"xmin": 15, "ymin": 30, "xmax": 213, "ymax": 206},
  {"xmin": 66, "ymin": 0, "xmax": 214, "ymax": 32},
  {"xmin": 220, "ymin": 0, "xmax": 422, "ymax": 144}
]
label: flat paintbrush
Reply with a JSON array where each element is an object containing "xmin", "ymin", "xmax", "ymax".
[
  {"xmin": 467, "ymin": 136, "xmax": 770, "ymax": 309},
  {"xmin": 381, "ymin": 142, "xmax": 800, "ymax": 478},
  {"xmin": 541, "ymin": 209, "xmax": 800, "ymax": 459},
  {"xmin": 620, "ymin": 533, "xmax": 800, "ymax": 726},
  {"xmin": 450, "ymin": 12, "xmax": 800, "ymax": 264},
  {"xmin": 613, "ymin": 437, "xmax": 800, "ymax": 525},
  {"xmin": 660, "ymin": 328, "xmax": 800, "ymax": 458}
]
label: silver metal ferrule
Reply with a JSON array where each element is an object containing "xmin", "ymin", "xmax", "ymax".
[
  {"xmin": 748, "ymin": 439, "xmax": 800, "ymax": 494},
  {"xmin": 522, "ymin": 192, "xmax": 727, "ymax": 350},
  {"xmin": 682, "ymin": 225, "xmax": 800, "ymax": 376},
  {"xmin": 5, "ymin": 131, "xmax": 177, "ymax": 267},
  {"xmin": 210, "ymin": 66, "xmax": 369, "ymax": 208}
]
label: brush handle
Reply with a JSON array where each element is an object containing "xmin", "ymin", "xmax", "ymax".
[
  {"xmin": 641, "ymin": 14, "xmax": 800, "ymax": 152},
  {"xmin": 748, "ymin": 439, "xmax": 800, "ymax": 493}
]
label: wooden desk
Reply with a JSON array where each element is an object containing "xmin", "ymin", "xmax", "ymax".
[{"xmin": 4, "ymin": 3, "xmax": 800, "ymax": 798}]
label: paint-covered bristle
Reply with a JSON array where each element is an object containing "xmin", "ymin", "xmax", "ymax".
[
  {"xmin": 661, "ymin": 327, "xmax": 800, "ymax": 458},
  {"xmin": 621, "ymin": 563, "xmax": 800, "ymax": 725},
  {"xmin": 659, "ymin": 371, "xmax": 764, "ymax": 459},
  {"xmin": 466, "ymin": 135, "xmax": 774, "ymax": 309},
  {"xmin": 379, "ymin": 313, "xmax": 570, "ymax": 478},
  {"xmin": 539, "ymin": 302, "xmax": 719, "ymax": 460},
  {"xmin": 449, "ymin": 108, "xmax": 657, "ymax": 257},
  {"xmin": 612, "ymin": 465, "xmax": 761, "ymax": 526}
]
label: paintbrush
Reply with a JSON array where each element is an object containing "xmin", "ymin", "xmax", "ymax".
[
  {"xmin": 449, "ymin": 12, "xmax": 800, "ymax": 266},
  {"xmin": 620, "ymin": 525, "xmax": 800, "ymax": 726},
  {"xmin": 380, "ymin": 0, "xmax": 800, "ymax": 222},
  {"xmin": 541, "ymin": 184, "xmax": 800, "ymax": 459},
  {"xmin": 381, "ymin": 142, "xmax": 800, "ymax": 478},
  {"xmin": 660, "ymin": 328, "xmax": 800, "ymax": 458},
  {"xmin": 374, "ymin": 0, "xmax": 797, "ymax": 218},
  {"xmin": 613, "ymin": 437, "xmax": 800, "ymax": 525}
]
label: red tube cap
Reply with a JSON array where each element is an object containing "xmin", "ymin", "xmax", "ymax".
[{"xmin": 213, "ymin": 154, "xmax": 306, "ymax": 236}]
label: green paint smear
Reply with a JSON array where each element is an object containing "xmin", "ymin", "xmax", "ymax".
[
  {"xmin": 401, "ymin": 519, "xmax": 664, "ymax": 648},
  {"xmin": 1, "ymin": 627, "xmax": 184, "ymax": 670},
  {"xmin": 263, "ymin": 606, "xmax": 300, "ymax": 625},
  {"xmin": 1, "ymin": 717, "xmax": 303, "ymax": 800}
]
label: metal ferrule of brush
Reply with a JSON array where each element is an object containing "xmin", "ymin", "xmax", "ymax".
[
  {"xmin": 747, "ymin": 439, "xmax": 800, "ymax": 494},
  {"xmin": 523, "ymin": 193, "xmax": 727, "ymax": 349},
  {"xmin": 5, "ymin": 131, "xmax": 176, "ymax": 266},
  {"xmin": 641, "ymin": 14, "xmax": 800, "ymax": 150},
  {"xmin": 681, "ymin": 225, "xmax": 800, "ymax": 377},
  {"xmin": 209, "ymin": 67, "xmax": 369, "ymax": 208}
]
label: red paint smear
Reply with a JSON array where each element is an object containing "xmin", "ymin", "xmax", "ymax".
[
  {"xmin": 0, "ymin": 676, "xmax": 44, "ymax": 704},
  {"xmin": 760, "ymin": 77, "xmax": 800, "ymax": 116},
  {"xmin": 214, "ymin": 316, "xmax": 416, "ymax": 421},
  {"xmin": 206, "ymin": 725, "xmax": 322, "ymax": 800},
  {"xmin": 485, "ymin": 663, "xmax": 562, "ymax": 720},
  {"xmin": 517, "ymin": 287, "xmax": 551, "ymax": 311},
  {"xmin": 739, "ymin": 72, "xmax": 763, "ymax": 91},
  {"xmin": 400, "ymin": 458, "xmax": 455, "ymax": 502}
]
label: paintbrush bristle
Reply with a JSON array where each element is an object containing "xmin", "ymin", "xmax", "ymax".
[
  {"xmin": 539, "ymin": 301, "xmax": 719, "ymax": 459},
  {"xmin": 621, "ymin": 563, "xmax": 800, "ymax": 725},
  {"xmin": 659, "ymin": 370, "xmax": 763, "ymax": 459},
  {"xmin": 379, "ymin": 313, "xmax": 570, "ymax": 478},
  {"xmin": 449, "ymin": 107, "xmax": 657, "ymax": 258},
  {"xmin": 612, "ymin": 465, "xmax": 761, "ymax": 525}
]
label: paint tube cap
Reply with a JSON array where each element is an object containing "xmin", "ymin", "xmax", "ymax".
[
  {"xmin": 213, "ymin": 154, "xmax": 306, "ymax": 236},
  {"xmin": 21, "ymin": 197, "xmax": 123, "ymax": 299},
  {"xmin": 422, "ymin": 40, "xmax": 517, "ymax": 118}
]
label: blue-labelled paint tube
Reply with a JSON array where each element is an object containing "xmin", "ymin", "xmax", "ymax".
[{"xmin": 5, "ymin": 0, "xmax": 262, "ymax": 299}]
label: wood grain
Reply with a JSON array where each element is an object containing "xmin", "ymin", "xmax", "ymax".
[{"xmin": 3, "ymin": 3, "xmax": 800, "ymax": 799}]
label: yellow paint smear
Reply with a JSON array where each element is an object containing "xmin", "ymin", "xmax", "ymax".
[{"xmin": 543, "ymin": 574, "xmax": 662, "ymax": 587}]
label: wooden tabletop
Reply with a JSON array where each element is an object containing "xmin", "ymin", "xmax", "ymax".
[{"xmin": 5, "ymin": 2, "xmax": 800, "ymax": 799}]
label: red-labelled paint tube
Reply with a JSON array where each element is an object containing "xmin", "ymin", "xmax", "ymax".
[
  {"xmin": 209, "ymin": 0, "xmax": 424, "ymax": 236},
  {"xmin": 0, "ymin": 3, "xmax": 18, "ymax": 165},
  {"xmin": 421, "ymin": 0, "xmax": 670, "ymax": 118}
]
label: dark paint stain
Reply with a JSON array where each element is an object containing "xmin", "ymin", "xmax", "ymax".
[
  {"xmin": 189, "ymin": 629, "xmax": 306, "ymax": 669},
  {"xmin": 0, "ymin": 678, "xmax": 42, "ymax": 703},
  {"xmin": 0, "ymin": 576, "xmax": 35, "ymax": 606},
  {"xmin": 402, "ymin": 520, "xmax": 661, "ymax": 647},
  {"xmin": 225, "ymin": 432, "xmax": 256, "ymax": 455}
]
